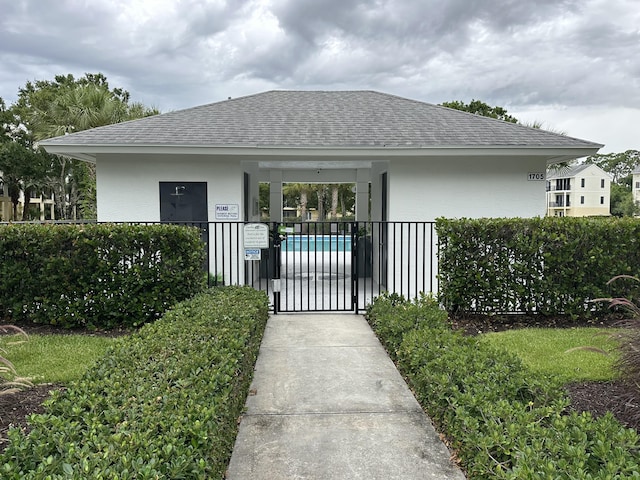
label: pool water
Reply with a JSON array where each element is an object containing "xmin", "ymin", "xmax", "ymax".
[{"xmin": 282, "ymin": 235, "xmax": 352, "ymax": 252}]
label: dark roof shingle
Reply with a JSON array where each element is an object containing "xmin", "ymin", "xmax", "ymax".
[{"xmin": 40, "ymin": 90, "xmax": 602, "ymax": 149}]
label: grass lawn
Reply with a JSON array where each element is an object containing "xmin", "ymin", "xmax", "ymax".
[
  {"xmin": 2, "ymin": 334, "xmax": 120, "ymax": 384},
  {"xmin": 480, "ymin": 327, "xmax": 621, "ymax": 385}
]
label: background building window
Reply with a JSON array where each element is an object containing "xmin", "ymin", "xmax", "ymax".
[
  {"xmin": 581, "ymin": 178, "xmax": 585, "ymax": 187},
  {"xmin": 580, "ymin": 196, "xmax": 585, "ymax": 204},
  {"xmin": 600, "ymin": 196, "xmax": 605, "ymax": 204},
  {"xmin": 601, "ymin": 179, "xmax": 605, "ymax": 188}
]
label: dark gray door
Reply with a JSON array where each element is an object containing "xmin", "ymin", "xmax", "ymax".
[{"xmin": 159, "ymin": 182, "xmax": 208, "ymax": 222}]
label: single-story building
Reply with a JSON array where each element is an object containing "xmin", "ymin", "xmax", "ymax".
[{"xmin": 40, "ymin": 90, "xmax": 602, "ymax": 311}]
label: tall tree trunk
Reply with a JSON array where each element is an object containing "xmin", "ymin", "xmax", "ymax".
[
  {"xmin": 22, "ymin": 189, "xmax": 32, "ymax": 221},
  {"xmin": 299, "ymin": 189, "xmax": 308, "ymax": 221},
  {"xmin": 330, "ymin": 185, "xmax": 339, "ymax": 219},
  {"xmin": 316, "ymin": 186, "xmax": 325, "ymax": 221},
  {"xmin": 8, "ymin": 182, "xmax": 20, "ymax": 221}
]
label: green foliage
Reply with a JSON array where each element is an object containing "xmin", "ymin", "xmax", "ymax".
[
  {"xmin": 0, "ymin": 286, "xmax": 269, "ymax": 479},
  {"xmin": 0, "ymin": 325, "xmax": 33, "ymax": 395},
  {"xmin": 436, "ymin": 217, "xmax": 640, "ymax": 317},
  {"xmin": 596, "ymin": 275, "xmax": 640, "ymax": 423},
  {"xmin": 365, "ymin": 292, "xmax": 448, "ymax": 354},
  {"xmin": 0, "ymin": 224, "xmax": 206, "ymax": 329},
  {"xmin": 585, "ymin": 150, "xmax": 640, "ymax": 184},
  {"xmin": 610, "ymin": 183, "xmax": 639, "ymax": 217},
  {"xmin": 3, "ymin": 72, "xmax": 159, "ymax": 220},
  {"xmin": 365, "ymin": 294, "xmax": 640, "ymax": 479},
  {"xmin": 440, "ymin": 99, "xmax": 519, "ymax": 123}
]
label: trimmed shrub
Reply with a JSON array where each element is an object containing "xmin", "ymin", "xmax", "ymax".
[
  {"xmin": 0, "ymin": 286, "xmax": 269, "ymax": 479},
  {"xmin": 0, "ymin": 223, "xmax": 206, "ymax": 329},
  {"xmin": 366, "ymin": 292, "xmax": 449, "ymax": 355},
  {"xmin": 436, "ymin": 217, "xmax": 640, "ymax": 317},
  {"xmin": 366, "ymin": 294, "xmax": 640, "ymax": 479}
]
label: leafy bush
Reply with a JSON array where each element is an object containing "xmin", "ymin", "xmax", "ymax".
[
  {"xmin": 0, "ymin": 223, "xmax": 206, "ymax": 329},
  {"xmin": 436, "ymin": 217, "xmax": 640, "ymax": 317},
  {"xmin": 365, "ymin": 292, "xmax": 448, "ymax": 355},
  {"xmin": 366, "ymin": 293, "xmax": 640, "ymax": 479},
  {"xmin": 0, "ymin": 286, "xmax": 269, "ymax": 479}
]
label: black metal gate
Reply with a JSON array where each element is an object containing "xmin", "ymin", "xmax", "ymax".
[
  {"xmin": 271, "ymin": 222, "xmax": 356, "ymax": 313},
  {"xmin": 205, "ymin": 221, "xmax": 437, "ymax": 314}
]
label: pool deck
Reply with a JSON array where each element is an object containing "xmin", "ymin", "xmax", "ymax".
[{"xmin": 259, "ymin": 250, "xmax": 382, "ymax": 311}]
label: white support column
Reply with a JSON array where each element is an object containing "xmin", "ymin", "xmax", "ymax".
[
  {"xmin": 355, "ymin": 168, "xmax": 370, "ymax": 221},
  {"xmin": 270, "ymin": 170, "xmax": 283, "ymax": 222}
]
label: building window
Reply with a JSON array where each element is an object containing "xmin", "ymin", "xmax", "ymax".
[
  {"xmin": 600, "ymin": 196, "xmax": 605, "ymax": 204},
  {"xmin": 636, "ymin": 181, "xmax": 640, "ymax": 189},
  {"xmin": 0, "ymin": 182, "xmax": 4, "ymax": 196},
  {"xmin": 601, "ymin": 179, "xmax": 605, "ymax": 188},
  {"xmin": 581, "ymin": 178, "xmax": 585, "ymax": 188},
  {"xmin": 566, "ymin": 194, "xmax": 571, "ymax": 207},
  {"xmin": 580, "ymin": 196, "xmax": 585, "ymax": 204},
  {"xmin": 555, "ymin": 194, "xmax": 563, "ymax": 207}
]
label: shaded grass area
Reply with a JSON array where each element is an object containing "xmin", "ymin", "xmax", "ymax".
[
  {"xmin": 1, "ymin": 334, "xmax": 119, "ymax": 384},
  {"xmin": 480, "ymin": 327, "xmax": 620, "ymax": 385}
]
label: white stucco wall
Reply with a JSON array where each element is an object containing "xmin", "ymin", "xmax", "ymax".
[
  {"xmin": 93, "ymin": 152, "xmax": 553, "ymax": 296},
  {"xmin": 388, "ymin": 156, "xmax": 549, "ymax": 222},
  {"xmin": 96, "ymin": 154, "xmax": 244, "ymax": 222},
  {"xmin": 383, "ymin": 155, "xmax": 549, "ymax": 296},
  {"xmin": 96, "ymin": 154, "xmax": 247, "ymax": 285}
]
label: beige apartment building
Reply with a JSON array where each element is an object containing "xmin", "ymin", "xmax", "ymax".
[
  {"xmin": 0, "ymin": 179, "xmax": 56, "ymax": 221},
  {"xmin": 546, "ymin": 164, "xmax": 611, "ymax": 217},
  {"xmin": 632, "ymin": 165, "xmax": 640, "ymax": 209}
]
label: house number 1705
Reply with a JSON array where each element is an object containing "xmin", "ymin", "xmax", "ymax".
[{"xmin": 527, "ymin": 172, "xmax": 545, "ymax": 181}]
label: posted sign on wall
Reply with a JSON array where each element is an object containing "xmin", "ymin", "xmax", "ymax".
[{"xmin": 215, "ymin": 204, "xmax": 239, "ymax": 220}]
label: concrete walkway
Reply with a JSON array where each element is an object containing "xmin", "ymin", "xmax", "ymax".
[{"xmin": 226, "ymin": 314, "xmax": 465, "ymax": 479}]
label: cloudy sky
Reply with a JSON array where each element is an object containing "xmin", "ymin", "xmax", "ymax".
[{"xmin": 1, "ymin": 0, "xmax": 638, "ymax": 153}]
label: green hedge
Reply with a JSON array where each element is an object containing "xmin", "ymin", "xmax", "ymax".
[
  {"xmin": 436, "ymin": 217, "xmax": 640, "ymax": 317},
  {"xmin": 366, "ymin": 293, "xmax": 640, "ymax": 479},
  {"xmin": 1, "ymin": 286, "xmax": 269, "ymax": 479},
  {"xmin": 0, "ymin": 224, "xmax": 206, "ymax": 329}
]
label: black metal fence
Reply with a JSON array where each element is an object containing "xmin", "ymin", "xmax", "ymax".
[
  {"xmin": 1, "ymin": 220, "xmax": 438, "ymax": 313},
  {"xmin": 196, "ymin": 221, "xmax": 437, "ymax": 313}
]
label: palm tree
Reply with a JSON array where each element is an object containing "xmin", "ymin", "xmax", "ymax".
[{"xmin": 27, "ymin": 84, "xmax": 158, "ymax": 219}]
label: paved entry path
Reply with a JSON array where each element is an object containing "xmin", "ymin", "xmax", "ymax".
[{"xmin": 226, "ymin": 314, "xmax": 465, "ymax": 479}]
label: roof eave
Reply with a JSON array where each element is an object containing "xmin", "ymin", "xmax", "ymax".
[{"xmin": 40, "ymin": 143, "xmax": 602, "ymax": 163}]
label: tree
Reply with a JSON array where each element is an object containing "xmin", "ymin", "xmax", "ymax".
[
  {"xmin": 585, "ymin": 150, "xmax": 640, "ymax": 184},
  {"xmin": 283, "ymin": 183, "xmax": 313, "ymax": 220},
  {"xmin": 6, "ymin": 73, "xmax": 159, "ymax": 220},
  {"xmin": 610, "ymin": 183, "xmax": 639, "ymax": 217},
  {"xmin": 439, "ymin": 99, "xmax": 519, "ymax": 123},
  {"xmin": 0, "ymin": 97, "xmax": 51, "ymax": 220},
  {"xmin": 583, "ymin": 150, "xmax": 640, "ymax": 217}
]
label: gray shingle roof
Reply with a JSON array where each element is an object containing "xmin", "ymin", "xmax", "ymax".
[
  {"xmin": 39, "ymin": 90, "xmax": 602, "ymax": 149},
  {"xmin": 546, "ymin": 163, "xmax": 611, "ymax": 180}
]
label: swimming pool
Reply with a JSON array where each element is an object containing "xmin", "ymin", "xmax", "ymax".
[{"xmin": 282, "ymin": 234, "xmax": 352, "ymax": 252}]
